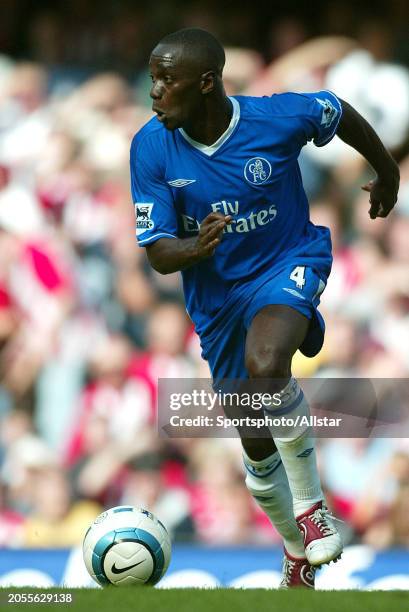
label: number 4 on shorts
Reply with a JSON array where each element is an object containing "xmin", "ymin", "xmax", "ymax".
[{"xmin": 290, "ymin": 266, "xmax": 306, "ymax": 289}]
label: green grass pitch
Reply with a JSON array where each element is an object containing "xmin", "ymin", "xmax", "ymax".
[{"xmin": 1, "ymin": 588, "xmax": 409, "ymax": 612}]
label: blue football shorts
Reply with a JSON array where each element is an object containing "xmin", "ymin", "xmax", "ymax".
[{"xmin": 200, "ymin": 264, "xmax": 327, "ymax": 383}]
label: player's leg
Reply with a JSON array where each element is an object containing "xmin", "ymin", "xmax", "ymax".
[
  {"xmin": 224, "ymin": 401, "xmax": 311, "ymax": 567},
  {"xmin": 202, "ymin": 313, "xmax": 309, "ymax": 572},
  {"xmin": 245, "ymin": 304, "xmax": 342, "ymax": 566},
  {"xmin": 245, "ymin": 304, "xmax": 321, "ymax": 517},
  {"xmin": 239, "ymin": 402, "xmax": 316, "ymax": 585}
]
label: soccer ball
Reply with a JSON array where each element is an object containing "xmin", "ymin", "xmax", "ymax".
[{"xmin": 82, "ymin": 506, "xmax": 171, "ymax": 587}]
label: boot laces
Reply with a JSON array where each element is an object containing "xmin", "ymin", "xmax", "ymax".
[
  {"xmin": 280, "ymin": 557, "xmax": 296, "ymax": 587},
  {"xmin": 309, "ymin": 506, "xmax": 343, "ymax": 536}
]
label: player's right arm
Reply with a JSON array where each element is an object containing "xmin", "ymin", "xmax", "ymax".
[
  {"xmin": 336, "ymin": 99, "xmax": 400, "ymax": 219},
  {"xmin": 277, "ymin": 90, "xmax": 400, "ymax": 220},
  {"xmin": 146, "ymin": 212, "xmax": 231, "ymax": 274},
  {"xmin": 130, "ymin": 131, "xmax": 230, "ymax": 275}
]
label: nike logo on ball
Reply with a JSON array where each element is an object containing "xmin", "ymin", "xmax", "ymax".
[{"xmin": 111, "ymin": 559, "xmax": 145, "ymax": 574}]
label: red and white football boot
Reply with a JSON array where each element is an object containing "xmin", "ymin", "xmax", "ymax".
[
  {"xmin": 296, "ymin": 500, "xmax": 343, "ymax": 567},
  {"xmin": 279, "ymin": 548, "xmax": 316, "ymax": 589}
]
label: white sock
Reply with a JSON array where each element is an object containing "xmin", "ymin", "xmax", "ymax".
[
  {"xmin": 264, "ymin": 378, "xmax": 324, "ymax": 517},
  {"xmin": 243, "ymin": 449, "xmax": 305, "ymax": 558}
]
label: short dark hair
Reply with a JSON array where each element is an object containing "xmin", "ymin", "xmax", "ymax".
[{"xmin": 155, "ymin": 28, "xmax": 225, "ymax": 76}]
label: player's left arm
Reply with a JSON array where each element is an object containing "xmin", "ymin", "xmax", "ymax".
[{"xmin": 336, "ymin": 98, "xmax": 400, "ymax": 219}]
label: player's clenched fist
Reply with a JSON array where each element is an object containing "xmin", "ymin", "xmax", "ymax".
[{"xmin": 195, "ymin": 212, "xmax": 232, "ymax": 257}]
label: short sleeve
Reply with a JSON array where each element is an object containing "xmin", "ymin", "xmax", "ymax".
[
  {"xmin": 130, "ymin": 134, "xmax": 178, "ymax": 247},
  {"xmin": 293, "ymin": 90, "xmax": 343, "ymax": 147}
]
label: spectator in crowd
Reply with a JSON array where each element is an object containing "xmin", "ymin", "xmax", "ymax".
[
  {"xmin": 120, "ymin": 452, "xmax": 195, "ymax": 541},
  {"xmin": 21, "ymin": 467, "xmax": 101, "ymax": 548},
  {"xmin": 360, "ymin": 450, "xmax": 409, "ymax": 549},
  {"xmin": 0, "ymin": 481, "xmax": 24, "ymax": 547}
]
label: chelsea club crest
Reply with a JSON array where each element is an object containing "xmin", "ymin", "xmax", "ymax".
[{"xmin": 244, "ymin": 157, "xmax": 272, "ymax": 185}]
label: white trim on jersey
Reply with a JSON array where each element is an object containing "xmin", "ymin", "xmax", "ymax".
[
  {"xmin": 178, "ymin": 97, "xmax": 240, "ymax": 157},
  {"xmin": 137, "ymin": 232, "xmax": 177, "ymax": 245}
]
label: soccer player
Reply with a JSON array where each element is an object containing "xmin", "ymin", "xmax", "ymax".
[{"xmin": 130, "ymin": 28, "xmax": 400, "ymax": 588}]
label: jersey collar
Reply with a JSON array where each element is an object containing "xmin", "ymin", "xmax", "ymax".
[{"xmin": 178, "ymin": 97, "xmax": 240, "ymax": 157}]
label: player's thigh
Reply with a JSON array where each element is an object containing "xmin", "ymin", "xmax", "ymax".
[{"xmin": 245, "ymin": 304, "xmax": 310, "ymax": 378}]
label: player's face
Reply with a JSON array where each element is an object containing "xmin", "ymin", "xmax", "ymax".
[{"xmin": 149, "ymin": 49, "xmax": 203, "ymax": 130}]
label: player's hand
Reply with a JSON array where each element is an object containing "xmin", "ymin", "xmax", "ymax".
[
  {"xmin": 361, "ymin": 171, "xmax": 400, "ymax": 219},
  {"xmin": 196, "ymin": 212, "xmax": 232, "ymax": 257}
]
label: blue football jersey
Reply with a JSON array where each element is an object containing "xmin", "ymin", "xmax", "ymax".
[{"xmin": 130, "ymin": 90, "xmax": 342, "ymax": 338}]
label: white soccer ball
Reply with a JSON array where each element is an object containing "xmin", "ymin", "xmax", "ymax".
[{"xmin": 82, "ymin": 506, "xmax": 172, "ymax": 587}]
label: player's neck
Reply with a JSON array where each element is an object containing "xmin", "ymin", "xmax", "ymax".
[{"xmin": 182, "ymin": 95, "xmax": 233, "ymax": 146}]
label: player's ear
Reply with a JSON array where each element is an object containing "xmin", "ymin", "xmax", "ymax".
[{"xmin": 200, "ymin": 71, "xmax": 215, "ymax": 94}]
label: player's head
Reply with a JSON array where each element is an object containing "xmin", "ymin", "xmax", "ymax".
[{"xmin": 149, "ymin": 28, "xmax": 226, "ymax": 130}]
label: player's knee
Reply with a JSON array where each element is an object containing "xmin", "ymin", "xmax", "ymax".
[
  {"xmin": 241, "ymin": 438, "xmax": 275, "ymax": 461},
  {"xmin": 246, "ymin": 348, "xmax": 291, "ymax": 380}
]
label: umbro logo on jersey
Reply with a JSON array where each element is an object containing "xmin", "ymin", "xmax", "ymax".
[{"xmin": 167, "ymin": 179, "xmax": 196, "ymax": 187}]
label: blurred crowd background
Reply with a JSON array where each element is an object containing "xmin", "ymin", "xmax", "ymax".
[{"xmin": 1, "ymin": 0, "xmax": 409, "ymax": 551}]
